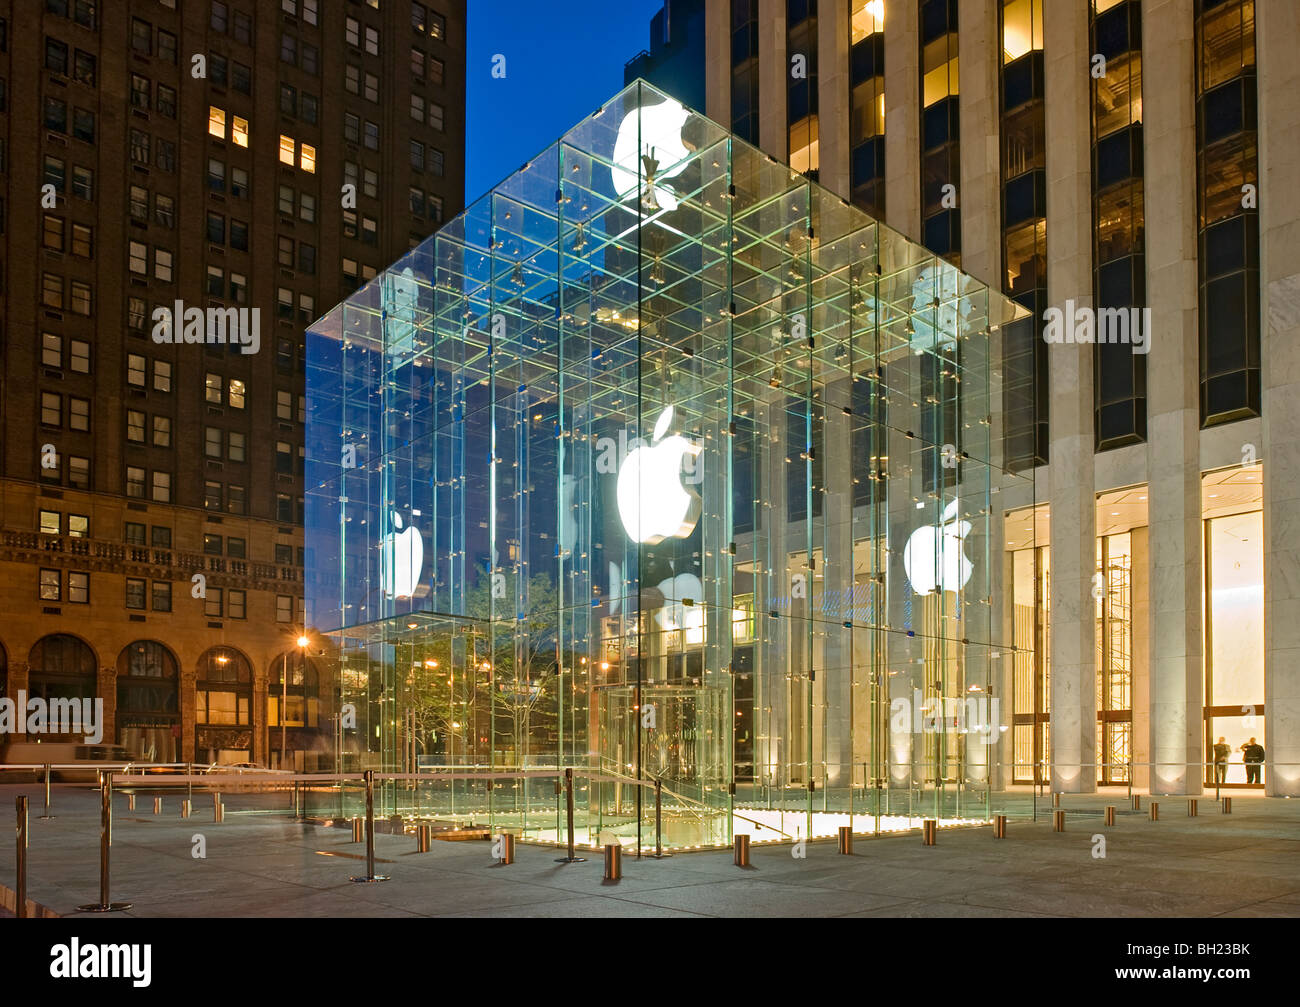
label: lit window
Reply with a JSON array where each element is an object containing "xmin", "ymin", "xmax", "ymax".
[
  {"xmin": 279, "ymin": 134, "xmax": 295, "ymax": 165},
  {"xmin": 208, "ymin": 106, "xmax": 226, "ymax": 139},
  {"xmin": 40, "ymin": 569, "xmax": 61, "ymax": 602},
  {"xmin": 300, "ymin": 143, "xmax": 315, "ymax": 173},
  {"xmin": 228, "ymin": 379, "xmax": 246, "ymax": 409},
  {"xmin": 153, "ymin": 416, "xmax": 171, "ymax": 447},
  {"xmin": 40, "ymin": 511, "xmax": 60, "ymax": 535},
  {"xmin": 127, "ymin": 410, "xmax": 146, "ymax": 443},
  {"xmin": 231, "ymin": 115, "xmax": 249, "ymax": 147},
  {"xmin": 151, "ymin": 471, "xmax": 171, "ymax": 502}
]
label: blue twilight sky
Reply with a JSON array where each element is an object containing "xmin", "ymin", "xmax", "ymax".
[{"xmin": 465, "ymin": 0, "xmax": 666, "ymax": 203}]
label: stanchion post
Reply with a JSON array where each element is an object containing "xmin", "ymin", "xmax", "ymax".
[
  {"xmin": 213, "ymin": 793, "xmax": 223, "ymax": 823},
  {"xmin": 1053, "ymin": 809, "xmax": 1065, "ymax": 832},
  {"xmin": 1105, "ymin": 806, "xmax": 1115, "ymax": 826},
  {"xmin": 76, "ymin": 772, "xmax": 131, "ymax": 912},
  {"xmin": 39, "ymin": 764, "xmax": 53, "ymax": 820},
  {"xmin": 837, "ymin": 825, "xmax": 853, "ymax": 855},
  {"xmin": 734, "ymin": 833, "xmax": 751, "ymax": 866},
  {"xmin": 1132, "ymin": 794, "xmax": 1141, "ymax": 811},
  {"xmin": 922, "ymin": 819, "xmax": 937, "ymax": 845},
  {"xmin": 603, "ymin": 843, "xmax": 622, "ymax": 881},
  {"xmin": 993, "ymin": 813, "xmax": 1007, "ymax": 838},
  {"xmin": 187, "ymin": 763, "xmax": 193, "ymax": 806},
  {"xmin": 349, "ymin": 769, "xmax": 389, "ymax": 882},
  {"xmin": 1149, "ymin": 801, "xmax": 1159, "ymax": 821},
  {"xmin": 351, "ymin": 816, "xmax": 363, "ymax": 842},
  {"xmin": 15, "ymin": 796, "xmax": 28, "ymax": 918},
  {"xmin": 554, "ymin": 767, "xmax": 586, "ymax": 863},
  {"xmin": 1187, "ymin": 798, "xmax": 1198, "ymax": 817},
  {"xmin": 1223, "ymin": 796, "xmax": 1232, "ymax": 814}
]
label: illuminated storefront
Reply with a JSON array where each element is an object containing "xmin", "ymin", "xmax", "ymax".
[{"xmin": 304, "ymin": 81, "xmax": 1030, "ymax": 849}]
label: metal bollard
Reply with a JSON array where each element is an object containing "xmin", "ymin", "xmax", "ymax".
[
  {"xmin": 554, "ymin": 767, "xmax": 585, "ymax": 863},
  {"xmin": 603, "ymin": 843, "xmax": 622, "ymax": 881},
  {"xmin": 1052, "ymin": 792, "xmax": 1060, "ymax": 808},
  {"xmin": 349, "ymin": 769, "xmax": 390, "ymax": 883},
  {"xmin": 1105, "ymin": 806, "xmax": 1115, "ymax": 826},
  {"xmin": 922, "ymin": 819, "xmax": 937, "ymax": 845},
  {"xmin": 1222, "ymin": 796, "xmax": 1232, "ymax": 814},
  {"xmin": 76, "ymin": 773, "xmax": 131, "ymax": 912},
  {"xmin": 993, "ymin": 814, "xmax": 1007, "ymax": 838},
  {"xmin": 498, "ymin": 832, "xmax": 515, "ymax": 864},
  {"xmin": 1053, "ymin": 809, "xmax": 1065, "ymax": 832},
  {"xmin": 1187, "ymin": 799, "xmax": 1198, "ymax": 817},
  {"xmin": 153, "ymin": 797, "xmax": 162, "ymax": 815},
  {"xmin": 39, "ymin": 765, "xmax": 54, "ymax": 820},
  {"xmin": 1149, "ymin": 802, "xmax": 1159, "ymax": 821},
  {"xmin": 389, "ymin": 814, "xmax": 404, "ymax": 834},
  {"xmin": 734, "ymin": 833, "xmax": 751, "ymax": 866},
  {"xmin": 351, "ymin": 817, "xmax": 363, "ymax": 842},
  {"xmin": 15, "ymin": 796, "xmax": 28, "ymax": 918},
  {"xmin": 181, "ymin": 799, "xmax": 191, "ymax": 818},
  {"xmin": 213, "ymin": 794, "xmax": 224, "ymax": 823},
  {"xmin": 1132, "ymin": 794, "xmax": 1141, "ymax": 811},
  {"xmin": 127, "ymin": 794, "xmax": 136, "ymax": 812},
  {"xmin": 651, "ymin": 779, "xmax": 670, "ymax": 858},
  {"xmin": 416, "ymin": 824, "xmax": 431, "ymax": 853},
  {"xmin": 837, "ymin": 825, "xmax": 853, "ymax": 855}
]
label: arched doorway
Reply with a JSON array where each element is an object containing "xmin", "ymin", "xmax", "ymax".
[
  {"xmin": 27, "ymin": 635, "xmax": 97, "ymax": 739},
  {"xmin": 194, "ymin": 646, "xmax": 253, "ymax": 766},
  {"xmin": 116, "ymin": 641, "xmax": 179, "ymax": 762},
  {"xmin": 270, "ymin": 653, "xmax": 322, "ymax": 771}
]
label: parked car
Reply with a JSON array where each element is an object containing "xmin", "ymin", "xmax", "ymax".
[{"xmin": 1, "ymin": 742, "xmax": 134, "ymax": 783}]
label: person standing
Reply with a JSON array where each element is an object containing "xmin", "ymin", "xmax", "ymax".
[
  {"xmin": 1213, "ymin": 736, "xmax": 1231, "ymax": 784},
  {"xmin": 1241, "ymin": 737, "xmax": 1265, "ymax": 785}
]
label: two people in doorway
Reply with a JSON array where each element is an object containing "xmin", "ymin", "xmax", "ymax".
[{"xmin": 1212, "ymin": 736, "xmax": 1266, "ymax": 785}]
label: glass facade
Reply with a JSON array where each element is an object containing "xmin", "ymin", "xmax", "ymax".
[{"xmin": 305, "ymin": 81, "xmax": 1028, "ymax": 850}]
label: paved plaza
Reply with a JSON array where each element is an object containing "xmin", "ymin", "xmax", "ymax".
[{"xmin": 2, "ymin": 784, "xmax": 1298, "ymax": 918}]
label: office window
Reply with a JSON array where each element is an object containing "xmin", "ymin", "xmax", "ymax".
[
  {"xmin": 44, "ymin": 155, "xmax": 65, "ymax": 192},
  {"xmin": 45, "ymin": 97, "xmax": 67, "ymax": 132},
  {"xmin": 207, "ymin": 265, "xmax": 224, "ymax": 296},
  {"xmin": 42, "ymin": 332, "xmax": 62, "ymax": 368},
  {"xmin": 363, "ymin": 121, "xmax": 379, "ymax": 150},
  {"xmin": 130, "ymin": 74, "xmax": 150, "ymax": 108},
  {"xmin": 429, "ymin": 102, "xmax": 444, "ymax": 131},
  {"xmin": 71, "ymin": 223, "xmax": 91, "ymax": 257},
  {"xmin": 301, "ymin": 94, "xmax": 318, "ymax": 124},
  {"xmin": 227, "ymin": 590, "xmax": 246, "ymax": 620},
  {"xmin": 277, "ymin": 390, "xmax": 293, "ymax": 420},
  {"xmin": 209, "ymin": 106, "xmax": 226, "ymax": 139},
  {"xmin": 365, "ymin": 26, "xmax": 379, "ymax": 55},
  {"xmin": 70, "ymin": 340, "xmax": 90, "ymax": 373},
  {"xmin": 228, "ymin": 431, "xmax": 246, "ymax": 462},
  {"xmin": 41, "ymin": 392, "xmax": 61, "ymax": 427},
  {"xmin": 363, "ymin": 168, "xmax": 378, "ymax": 198},
  {"xmin": 152, "ymin": 471, "xmax": 171, "ymax": 503},
  {"xmin": 41, "ymin": 569, "xmax": 61, "ymax": 602},
  {"xmin": 345, "ymin": 64, "xmax": 360, "ymax": 94},
  {"xmin": 128, "ymin": 354, "xmax": 147, "ymax": 387},
  {"xmin": 276, "ymin": 595, "xmax": 293, "ymax": 623},
  {"xmin": 128, "ymin": 297, "xmax": 147, "ymax": 330},
  {"xmin": 233, "ymin": 11, "xmax": 251, "ymax": 43},
  {"xmin": 126, "ymin": 466, "xmax": 146, "ymax": 498},
  {"xmin": 411, "ymin": 47, "xmax": 425, "ymax": 78},
  {"xmin": 208, "ymin": 212, "xmax": 226, "ymax": 245},
  {"xmin": 68, "ymin": 457, "xmax": 90, "ymax": 490},
  {"xmin": 72, "ymin": 107, "xmax": 94, "ymax": 143},
  {"xmin": 152, "ymin": 581, "xmax": 171, "ymax": 612},
  {"xmin": 364, "ymin": 72, "xmax": 378, "ymax": 102},
  {"xmin": 40, "ymin": 511, "xmax": 60, "ymax": 535},
  {"xmin": 429, "ymin": 56, "xmax": 444, "ymax": 86},
  {"xmin": 211, "ymin": 1, "xmax": 228, "ymax": 33},
  {"xmin": 155, "ymin": 140, "xmax": 175, "ymax": 173},
  {"xmin": 345, "ymin": 17, "xmax": 360, "ymax": 46},
  {"xmin": 68, "ymin": 514, "xmax": 87, "ymax": 538},
  {"xmin": 127, "ymin": 409, "xmax": 146, "ymax": 443},
  {"xmin": 204, "ymin": 482, "xmax": 222, "ymax": 510},
  {"xmin": 205, "ymin": 426, "xmax": 222, "ymax": 458},
  {"xmin": 158, "ymin": 29, "xmax": 176, "ymax": 63},
  {"xmin": 280, "ymin": 32, "xmax": 297, "ymax": 64},
  {"xmin": 205, "ymin": 372, "xmax": 223, "ymax": 403},
  {"xmin": 126, "ymin": 578, "xmax": 146, "ymax": 610},
  {"xmin": 73, "ymin": 49, "xmax": 95, "ymax": 85},
  {"xmin": 302, "ymin": 43, "xmax": 318, "ymax": 75},
  {"xmin": 154, "ymin": 248, "xmax": 173, "ymax": 282},
  {"xmin": 70, "ymin": 281, "xmax": 90, "ymax": 315},
  {"xmin": 298, "ymin": 243, "xmax": 316, "ymax": 275},
  {"xmin": 42, "ymin": 273, "xmax": 63, "ymax": 308},
  {"xmin": 231, "ymin": 116, "xmax": 248, "ymax": 147},
  {"xmin": 279, "ymin": 135, "xmax": 296, "ymax": 165},
  {"xmin": 300, "ymin": 143, "xmax": 315, "ymax": 173},
  {"xmin": 232, "ymin": 62, "xmax": 251, "ymax": 94},
  {"xmin": 68, "ymin": 572, "xmax": 88, "ymax": 604},
  {"xmin": 227, "ymin": 484, "xmax": 246, "ymax": 515},
  {"xmin": 410, "ymin": 140, "xmax": 425, "ymax": 172},
  {"xmin": 152, "ymin": 416, "xmax": 171, "ymax": 448},
  {"xmin": 231, "ymin": 166, "xmax": 248, "ymax": 197},
  {"xmin": 231, "ymin": 219, "xmax": 248, "ymax": 251},
  {"xmin": 124, "ymin": 522, "xmax": 146, "ymax": 545},
  {"xmin": 278, "ymin": 287, "xmax": 294, "ymax": 319},
  {"xmin": 130, "ymin": 128, "xmax": 150, "ymax": 165},
  {"xmin": 151, "ymin": 526, "xmax": 171, "ymax": 549},
  {"xmin": 210, "ymin": 51, "xmax": 228, "ymax": 86},
  {"xmin": 42, "ymin": 214, "xmax": 64, "ymax": 251},
  {"xmin": 228, "ymin": 379, "xmax": 246, "ymax": 409},
  {"xmin": 280, "ymin": 83, "xmax": 296, "ymax": 116},
  {"xmin": 208, "ymin": 158, "xmax": 226, "ymax": 191},
  {"xmin": 278, "ymin": 236, "xmax": 294, "ymax": 268},
  {"xmin": 157, "ymin": 84, "xmax": 176, "ymax": 118},
  {"xmin": 46, "ymin": 38, "xmax": 68, "ymax": 75},
  {"xmin": 69, "ymin": 397, "xmax": 89, "ymax": 432},
  {"xmin": 230, "ymin": 273, "xmax": 247, "ymax": 303},
  {"xmin": 344, "ymin": 113, "xmax": 359, "ymax": 143}
]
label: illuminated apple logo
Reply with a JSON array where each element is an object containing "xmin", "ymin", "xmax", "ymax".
[
  {"xmin": 616, "ymin": 406, "xmax": 702, "ymax": 544},
  {"xmin": 902, "ymin": 498, "xmax": 973, "ymax": 595},
  {"xmin": 611, "ymin": 99, "xmax": 691, "ymax": 211},
  {"xmin": 654, "ymin": 571, "xmax": 705, "ymax": 640},
  {"xmin": 380, "ymin": 512, "xmax": 424, "ymax": 599}
]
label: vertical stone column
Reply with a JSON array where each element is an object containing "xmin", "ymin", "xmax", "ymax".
[
  {"xmin": 705, "ymin": 0, "xmax": 730, "ymax": 126},
  {"xmin": 758, "ymin": 0, "xmax": 788, "ymax": 161},
  {"xmin": 1129, "ymin": 526, "xmax": 1151, "ymax": 790},
  {"xmin": 1257, "ymin": 0, "xmax": 1300, "ymax": 796},
  {"xmin": 956, "ymin": 0, "xmax": 1000, "ymax": 289},
  {"xmin": 817, "ymin": 0, "xmax": 851, "ymax": 200},
  {"xmin": 883, "ymin": 0, "xmax": 920, "ymax": 241},
  {"xmin": 180, "ymin": 668, "xmax": 196, "ymax": 764},
  {"xmin": 1043, "ymin": 0, "xmax": 1097, "ymax": 793},
  {"xmin": 1143, "ymin": 0, "xmax": 1203, "ymax": 795}
]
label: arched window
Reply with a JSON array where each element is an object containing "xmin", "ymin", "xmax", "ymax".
[
  {"xmin": 28, "ymin": 634, "xmax": 97, "ymax": 703},
  {"xmin": 196, "ymin": 646, "xmax": 252, "ymax": 725},
  {"xmin": 270, "ymin": 653, "xmax": 319, "ymax": 728},
  {"xmin": 116, "ymin": 642, "xmax": 179, "ymax": 762}
]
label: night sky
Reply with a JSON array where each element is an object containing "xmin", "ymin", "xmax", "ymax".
[{"xmin": 465, "ymin": 0, "xmax": 666, "ymax": 203}]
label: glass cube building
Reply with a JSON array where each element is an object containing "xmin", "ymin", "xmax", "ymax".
[{"xmin": 305, "ymin": 81, "xmax": 1031, "ymax": 850}]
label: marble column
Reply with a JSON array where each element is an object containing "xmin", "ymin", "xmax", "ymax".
[
  {"xmin": 817, "ymin": 0, "xmax": 851, "ymax": 200},
  {"xmin": 757, "ymin": 0, "xmax": 788, "ymax": 161},
  {"xmin": 1043, "ymin": 0, "xmax": 1097, "ymax": 793},
  {"xmin": 1257, "ymin": 0, "xmax": 1300, "ymax": 796},
  {"xmin": 883, "ymin": 0, "xmax": 920, "ymax": 241},
  {"xmin": 704, "ymin": 0, "xmax": 730, "ymax": 127},
  {"xmin": 1143, "ymin": 0, "xmax": 1203, "ymax": 795}
]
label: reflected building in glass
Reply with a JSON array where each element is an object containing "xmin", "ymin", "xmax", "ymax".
[{"xmin": 305, "ymin": 81, "xmax": 1030, "ymax": 849}]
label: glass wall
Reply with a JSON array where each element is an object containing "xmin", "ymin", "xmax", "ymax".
[
  {"xmin": 305, "ymin": 81, "xmax": 1029, "ymax": 849},
  {"xmin": 1006, "ymin": 505, "xmax": 1049, "ymax": 785}
]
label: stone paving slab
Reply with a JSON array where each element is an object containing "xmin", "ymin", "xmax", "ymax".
[{"xmin": 2, "ymin": 784, "xmax": 1298, "ymax": 918}]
